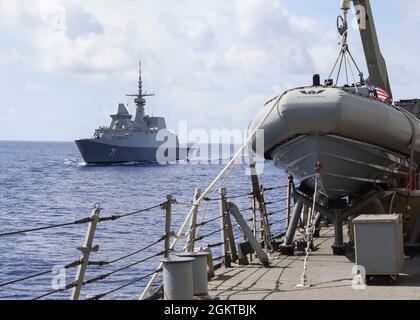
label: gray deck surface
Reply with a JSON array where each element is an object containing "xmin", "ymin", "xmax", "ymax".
[{"xmin": 208, "ymin": 227, "xmax": 420, "ymax": 300}]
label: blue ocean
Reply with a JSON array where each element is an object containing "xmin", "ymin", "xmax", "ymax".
[{"xmin": 0, "ymin": 141, "xmax": 287, "ymax": 300}]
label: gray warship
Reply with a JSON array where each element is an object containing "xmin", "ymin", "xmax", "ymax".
[{"xmin": 76, "ymin": 63, "xmax": 185, "ymax": 164}]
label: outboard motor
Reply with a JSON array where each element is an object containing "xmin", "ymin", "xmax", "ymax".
[{"xmin": 313, "ymin": 74, "xmax": 321, "ymax": 86}]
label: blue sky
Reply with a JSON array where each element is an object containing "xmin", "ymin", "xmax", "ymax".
[{"xmin": 0, "ymin": 0, "xmax": 419, "ymax": 141}]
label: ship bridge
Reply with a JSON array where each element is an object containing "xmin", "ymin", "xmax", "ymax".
[{"xmin": 110, "ymin": 104, "xmax": 133, "ymax": 130}]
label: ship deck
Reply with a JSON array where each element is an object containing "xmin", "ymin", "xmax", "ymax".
[{"xmin": 208, "ymin": 227, "xmax": 420, "ymax": 300}]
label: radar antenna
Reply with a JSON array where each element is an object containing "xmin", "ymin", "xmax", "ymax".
[
  {"xmin": 127, "ymin": 61, "xmax": 155, "ymax": 128},
  {"xmin": 126, "ymin": 61, "xmax": 155, "ymax": 104}
]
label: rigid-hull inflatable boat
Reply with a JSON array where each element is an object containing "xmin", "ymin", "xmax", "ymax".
[{"xmin": 251, "ymin": 86, "xmax": 420, "ymax": 200}]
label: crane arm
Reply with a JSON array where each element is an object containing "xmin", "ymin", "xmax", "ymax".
[{"xmin": 352, "ymin": 0, "xmax": 392, "ymax": 99}]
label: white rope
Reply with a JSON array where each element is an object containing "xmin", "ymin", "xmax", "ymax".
[
  {"xmin": 181, "ymin": 162, "xmax": 240, "ymax": 252},
  {"xmin": 139, "ymin": 91, "xmax": 287, "ymax": 299},
  {"xmin": 195, "ymin": 163, "xmax": 238, "ymax": 235},
  {"xmin": 297, "ymin": 171, "xmax": 319, "ymax": 288}
]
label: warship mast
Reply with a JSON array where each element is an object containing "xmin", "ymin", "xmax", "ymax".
[{"xmin": 127, "ymin": 61, "xmax": 155, "ymax": 129}]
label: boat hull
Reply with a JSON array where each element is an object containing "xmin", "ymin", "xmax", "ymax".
[{"xmin": 272, "ymin": 134, "xmax": 410, "ymax": 199}]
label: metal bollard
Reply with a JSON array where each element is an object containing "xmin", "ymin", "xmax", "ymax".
[
  {"xmin": 162, "ymin": 257, "xmax": 194, "ymax": 300},
  {"xmin": 176, "ymin": 252, "xmax": 210, "ymax": 296}
]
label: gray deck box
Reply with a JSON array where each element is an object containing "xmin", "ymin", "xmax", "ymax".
[{"xmin": 353, "ymin": 214, "xmax": 404, "ymax": 276}]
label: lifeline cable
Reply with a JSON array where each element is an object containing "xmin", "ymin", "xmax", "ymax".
[
  {"xmin": 0, "ymin": 217, "xmax": 91, "ymax": 238},
  {"xmin": 0, "ymin": 260, "xmax": 81, "ymax": 288}
]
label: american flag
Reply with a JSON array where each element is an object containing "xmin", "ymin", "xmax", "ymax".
[{"xmin": 367, "ymin": 84, "xmax": 390, "ymax": 102}]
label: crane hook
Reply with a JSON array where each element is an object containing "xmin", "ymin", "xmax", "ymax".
[{"xmin": 337, "ymin": 15, "xmax": 348, "ymax": 36}]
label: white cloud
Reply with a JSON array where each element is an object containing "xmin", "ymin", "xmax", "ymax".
[
  {"xmin": 0, "ymin": 0, "xmax": 38, "ymax": 28},
  {"xmin": 33, "ymin": 27, "xmax": 135, "ymax": 74},
  {"xmin": 4, "ymin": 0, "xmax": 417, "ymax": 141},
  {"xmin": 0, "ymin": 0, "xmax": 336, "ymax": 79},
  {"xmin": 405, "ymin": 0, "xmax": 420, "ymax": 16},
  {"xmin": 0, "ymin": 106, "xmax": 20, "ymax": 122},
  {"xmin": 25, "ymin": 81, "xmax": 48, "ymax": 93},
  {"xmin": 160, "ymin": 14, "xmax": 216, "ymax": 52},
  {"xmin": 0, "ymin": 48, "xmax": 22, "ymax": 65},
  {"xmin": 0, "ymin": 0, "xmax": 132, "ymax": 78}
]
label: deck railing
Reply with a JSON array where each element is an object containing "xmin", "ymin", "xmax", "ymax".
[{"xmin": 0, "ymin": 177, "xmax": 294, "ymax": 300}]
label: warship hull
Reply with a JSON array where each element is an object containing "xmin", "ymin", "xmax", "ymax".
[
  {"xmin": 272, "ymin": 134, "xmax": 410, "ymax": 199},
  {"xmin": 75, "ymin": 139, "xmax": 187, "ymax": 164}
]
